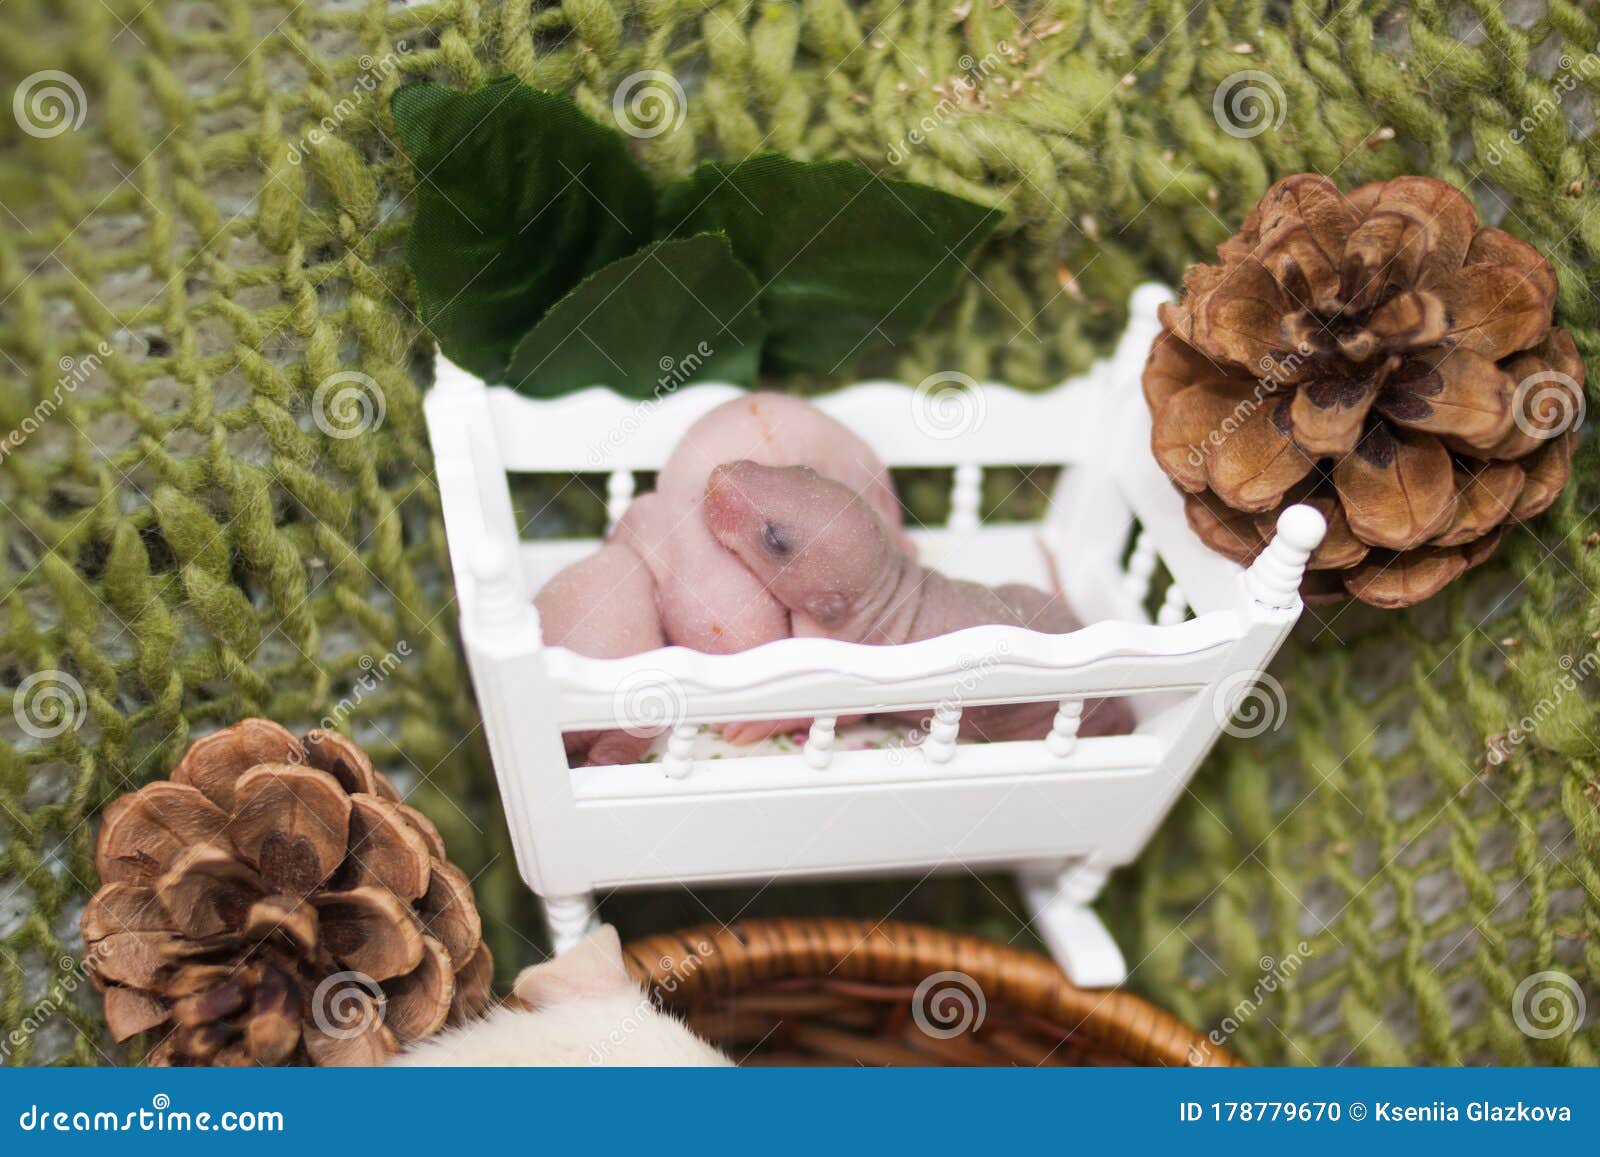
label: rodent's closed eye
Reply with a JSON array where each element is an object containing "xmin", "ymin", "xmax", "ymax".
[{"xmin": 761, "ymin": 522, "xmax": 794, "ymax": 558}]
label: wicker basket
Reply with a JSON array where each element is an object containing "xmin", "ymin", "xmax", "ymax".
[{"xmin": 623, "ymin": 918, "xmax": 1238, "ymax": 1067}]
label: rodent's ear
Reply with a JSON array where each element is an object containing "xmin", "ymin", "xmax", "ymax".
[
  {"xmin": 803, "ymin": 590, "xmax": 851, "ymax": 627},
  {"xmin": 512, "ymin": 925, "xmax": 633, "ymax": 1007}
]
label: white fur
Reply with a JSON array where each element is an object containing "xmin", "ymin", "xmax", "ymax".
[
  {"xmin": 392, "ymin": 926, "xmax": 731, "ymax": 1068},
  {"xmin": 392, "ymin": 991, "xmax": 731, "ymax": 1067}
]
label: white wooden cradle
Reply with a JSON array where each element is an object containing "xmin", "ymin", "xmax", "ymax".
[{"xmin": 424, "ymin": 283, "xmax": 1325, "ymax": 987}]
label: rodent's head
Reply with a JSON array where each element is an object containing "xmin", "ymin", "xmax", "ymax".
[{"xmin": 704, "ymin": 460, "xmax": 895, "ymax": 632}]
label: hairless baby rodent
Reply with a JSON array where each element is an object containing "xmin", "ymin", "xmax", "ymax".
[
  {"xmin": 704, "ymin": 460, "xmax": 1134, "ymax": 741},
  {"xmin": 536, "ymin": 394, "xmax": 912, "ymax": 762},
  {"xmin": 611, "ymin": 392, "xmax": 910, "ymax": 656}
]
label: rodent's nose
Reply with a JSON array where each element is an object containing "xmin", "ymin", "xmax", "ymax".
[{"xmin": 704, "ymin": 462, "xmax": 755, "ymax": 539}]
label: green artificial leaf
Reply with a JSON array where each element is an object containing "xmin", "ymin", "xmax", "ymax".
[
  {"xmin": 657, "ymin": 153, "xmax": 1002, "ymax": 373},
  {"xmin": 391, "ymin": 77, "xmax": 655, "ymax": 380},
  {"xmin": 504, "ymin": 234, "xmax": 767, "ymax": 398}
]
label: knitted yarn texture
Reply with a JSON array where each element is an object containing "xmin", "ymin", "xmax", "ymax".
[{"xmin": 1, "ymin": 0, "xmax": 1596, "ymax": 1065}]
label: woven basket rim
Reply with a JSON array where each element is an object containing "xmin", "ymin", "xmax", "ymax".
[{"xmin": 622, "ymin": 917, "xmax": 1238, "ymax": 1066}]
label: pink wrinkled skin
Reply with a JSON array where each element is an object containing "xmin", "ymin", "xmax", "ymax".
[
  {"xmin": 704, "ymin": 460, "xmax": 1133, "ymax": 741},
  {"xmin": 535, "ymin": 395, "xmax": 1130, "ymax": 766},
  {"xmin": 613, "ymin": 393, "xmax": 909, "ymax": 654},
  {"xmin": 534, "ymin": 394, "xmax": 908, "ymax": 764}
]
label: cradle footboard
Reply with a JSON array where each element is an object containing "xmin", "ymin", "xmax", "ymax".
[{"xmin": 458, "ymin": 504, "xmax": 1322, "ymax": 988}]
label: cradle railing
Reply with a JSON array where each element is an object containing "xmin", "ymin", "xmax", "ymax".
[{"xmin": 424, "ymin": 284, "xmax": 1324, "ymax": 987}]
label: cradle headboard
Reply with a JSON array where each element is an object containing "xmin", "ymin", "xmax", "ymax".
[
  {"xmin": 424, "ymin": 282, "xmax": 1243, "ymax": 624},
  {"xmin": 467, "ymin": 374, "xmax": 1110, "ymax": 474}
]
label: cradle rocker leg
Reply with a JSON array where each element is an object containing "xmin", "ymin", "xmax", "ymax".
[
  {"xmin": 543, "ymin": 892, "xmax": 600, "ymax": 955},
  {"xmin": 1018, "ymin": 860, "xmax": 1126, "ymax": 988}
]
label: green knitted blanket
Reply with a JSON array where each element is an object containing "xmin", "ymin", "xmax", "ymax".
[{"xmin": 2, "ymin": 0, "xmax": 1596, "ymax": 1066}]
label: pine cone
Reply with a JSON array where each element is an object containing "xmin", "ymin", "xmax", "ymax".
[
  {"xmin": 1146, "ymin": 174, "xmax": 1582, "ymax": 608},
  {"xmin": 82, "ymin": 720, "xmax": 494, "ymax": 1066}
]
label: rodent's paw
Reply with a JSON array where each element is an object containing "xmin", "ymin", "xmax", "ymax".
[
  {"xmin": 717, "ymin": 718, "xmax": 811, "ymax": 745},
  {"xmin": 584, "ymin": 731, "xmax": 658, "ymax": 766}
]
